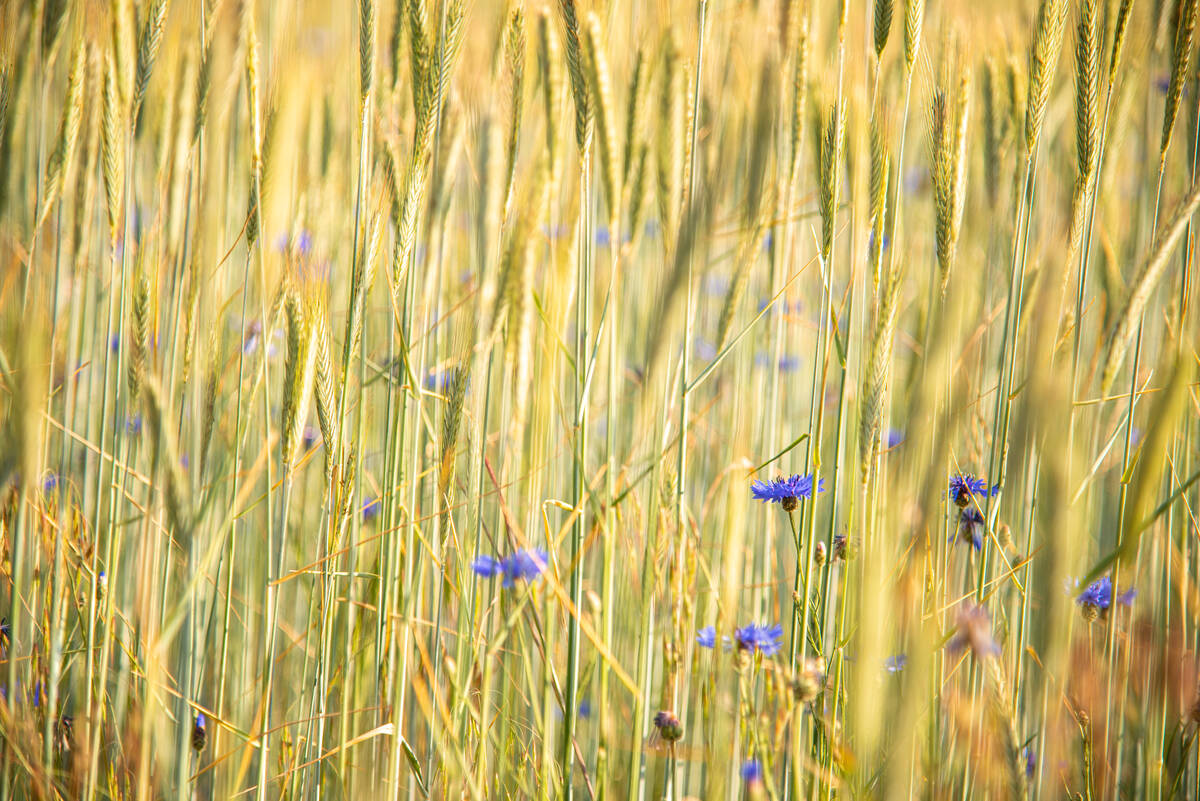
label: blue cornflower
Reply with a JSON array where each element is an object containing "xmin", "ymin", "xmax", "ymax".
[
  {"xmin": 884, "ymin": 654, "xmax": 907, "ymax": 673},
  {"xmin": 751, "ymin": 474, "xmax": 824, "ymax": 512},
  {"xmin": 42, "ymin": 473, "xmax": 59, "ymax": 493},
  {"xmin": 734, "ymin": 623, "xmax": 784, "ymax": 657},
  {"xmin": 423, "ymin": 369, "xmax": 453, "ymax": 391},
  {"xmin": 596, "ymin": 227, "xmax": 611, "ymax": 247},
  {"xmin": 756, "ymin": 297, "xmax": 795, "ymax": 315},
  {"xmin": 126, "ymin": 415, "xmax": 143, "ymax": 435},
  {"xmin": 1076, "ymin": 576, "xmax": 1136, "ymax": 619},
  {"xmin": 1023, "ymin": 745, "xmax": 1036, "ymax": 779},
  {"xmin": 652, "ymin": 710, "xmax": 683, "ymax": 742},
  {"xmin": 302, "ymin": 425, "xmax": 319, "ymax": 450},
  {"xmin": 297, "ymin": 230, "xmax": 313, "ymax": 255},
  {"xmin": 704, "ymin": 274, "xmax": 730, "ymax": 296},
  {"xmin": 192, "ymin": 712, "xmax": 208, "ymax": 752},
  {"xmin": 868, "ymin": 230, "xmax": 891, "ymax": 252},
  {"xmin": 947, "ymin": 605, "xmax": 1000, "ymax": 659},
  {"xmin": 578, "ymin": 699, "xmax": 592, "ymax": 719},
  {"xmin": 948, "ymin": 473, "xmax": 997, "ymax": 508},
  {"xmin": 776, "ymin": 355, "xmax": 801, "ymax": 372},
  {"xmin": 740, "ymin": 758, "xmax": 764, "ymax": 784},
  {"xmin": 472, "ymin": 555, "xmax": 501, "ymax": 577},
  {"xmin": 886, "ymin": 428, "xmax": 905, "ymax": 448},
  {"xmin": 753, "ymin": 351, "xmax": 801, "ymax": 371},
  {"xmin": 361, "ymin": 497, "xmax": 381, "ymax": 522},
  {"xmin": 243, "ymin": 321, "xmax": 263, "ymax": 354},
  {"xmin": 472, "ymin": 549, "xmax": 548, "ymax": 588},
  {"xmin": 694, "ymin": 338, "xmax": 717, "ymax": 361},
  {"xmin": 696, "ymin": 626, "xmax": 716, "ymax": 649},
  {"xmin": 953, "ymin": 507, "xmax": 985, "ymax": 551}
]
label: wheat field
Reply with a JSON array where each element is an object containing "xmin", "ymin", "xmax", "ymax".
[{"xmin": 0, "ymin": 0, "xmax": 1198, "ymax": 798}]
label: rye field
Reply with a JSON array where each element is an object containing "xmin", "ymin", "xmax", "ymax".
[{"xmin": 1, "ymin": 0, "xmax": 1199, "ymax": 798}]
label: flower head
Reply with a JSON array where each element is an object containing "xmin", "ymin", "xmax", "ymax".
[
  {"xmin": 790, "ymin": 656, "xmax": 825, "ymax": 703},
  {"xmin": 302, "ymin": 425, "xmax": 319, "ymax": 450},
  {"xmin": 652, "ymin": 710, "xmax": 683, "ymax": 742},
  {"xmin": 733, "ymin": 623, "xmax": 784, "ymax": 657},
  {"xmin": 1023, "ymin": 745, "xmax": 1036, "ymax": 780},
  {"xmin": 192, "ymin": 712, "xmax": 208, "ymax": 752},
  {"xmin": 740, "ymin": 758, "xmax": 764, "ymax": 785},
  {"xmin": 361, "ymin": 496, "xmax": 381, "ymax": 523},
  {"xmin": 54, "ymin": 714, "xmax": 73, "ymax": 754},
  {"xmin": 884, "ymin": 654, "xmax": 907, "ymax": 673},
  {"xmin": 1076, "ymin": 576, "xmax": 1136, "ymax": 620},
  {"xmin": 751, "ymin": 474, "xmax": 824, "ymax": 512},
  {"xmin": 472, "ymin": 549, "xmax": 548, "ymax": 588},
  {"xmin": 696, "ymin": 626, "xmax": 716, "ymax": 649},
  {"xmin": 953, "ymin": 507, "xmax": 985, "ymax": 551},
  {"xmin": 947, "ymin": 605, "xmax": 1001, "ymax": 659},
  {"xmin": 948, "ymin": 474, "xmax": 997, "ymax": 508}
]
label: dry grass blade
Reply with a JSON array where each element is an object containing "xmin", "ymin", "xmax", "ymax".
[{"xmin": 1100, "ymin": 178, "xmax": 1200, "ymax": 391}]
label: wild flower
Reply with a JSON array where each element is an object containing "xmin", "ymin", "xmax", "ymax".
[
  {"xmin": 751, "ymin": 474, "xmax": 824, "ymax": 512},
  {"xmin": 652, "ymin": 710, "xmax": 683, "ymax": 741},
  {"xmin": 695, "ymin": 626, "xmax": 717, "ymax": 649},
  {"xmin": 741, "ymin": 758, "xmax": 764, "ymax": 784},
  {"xmin": 884, "ymin": 654, "xmax": 907, "ymax": 673},
  {"xmin": 694, "ymin": 338, "xmax": 717, "ymax": 361},
  {"xmin": 948, "ymin": 473, "xmax": 997, "ymax": 507},
  {"xmin": 192, "ymin": 712, "xmax": 208, "ymax": 752},
  {"xmin": 54, "ymin": 714, "xmax": 73, "ymax": 753},
  {"xmin": 790, "ymin": 656, "xmax": 825, "ymax": 703},
  {"xmin": 1076, "ymin": 576, "xmax": 1135, "ymax": 620},
  {"xmin": 361, "ymin": 496, "xmax": 381, "ymax": 522},
  {"xmin": 947, "ymin": 605, "xmax": 1000, "ymax": 659},
  {"xmin": 832, "ymin": 534, "xmax": 854, "ymax": 562},
  {"xmin": 471, "ymin": 549, "xmax": 548, "ymax": 588},
  {"xmin": 302, "ymin": 425, "xmax": 320, "ymax": 450},
  {"xmin": 953, "ymin": 507, "xmax": 985, "ymax": 551},
  {"xmin": 733, "ymin": 623, "xmax": 784, "ymax": 657},
  {"xmin": 753, "ymin": 351, "xmax": 800, "ymax": 371}
]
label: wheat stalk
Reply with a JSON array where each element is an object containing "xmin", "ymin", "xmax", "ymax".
[
  {"xmin": 101, "ymin": 53, "xmax": 125, "ymax": 244},
  {"xmin": 1160, "ymin": 0, "xmax": 1198, "ymax": 165},
  {"xmin": 39, "ymin": 38, "xmax": 86, "ymax": 227},
  {"xmin": 585, "ymin": 12, "xmax": 619, "ymax": 227},
  {"xmin": 874, "ymin": 0, "xmax": 894, "ymax": 58},
  {"xmin": 1024, "ymin": 0, "xmax": 1067, "ymax": 155},
  {"xmin": 930, "ymin": 62, "xmax": 970, "ymax": 294},
  {"xmin": 1074, "ymin": 0, "xmax": 1099, "ymax": 183},
  {"xmin": 133, "ymin": 0, "xmax": 168, "ymax": 120}
]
